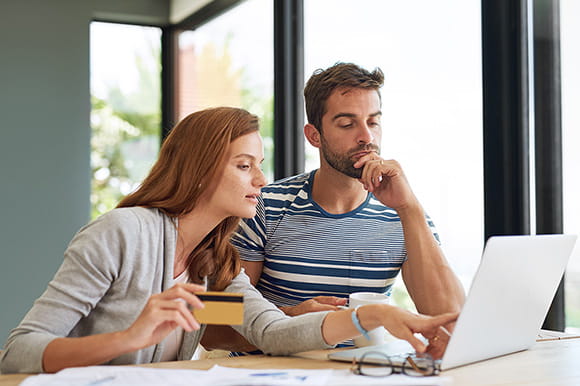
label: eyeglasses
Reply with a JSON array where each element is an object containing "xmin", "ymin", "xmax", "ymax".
[{"xmin": 351, "ymin": 351, "xmax": 439, "ymax": 377}]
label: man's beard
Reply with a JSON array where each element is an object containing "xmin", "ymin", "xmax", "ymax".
[{"xmin": 320, "ymin": 135, "xmax": 380, "ymax": 179}]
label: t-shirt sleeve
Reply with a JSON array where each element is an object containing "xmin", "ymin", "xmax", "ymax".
[
  {"xmin": 231, "ymin": 196, "xmax": 268, "ymax": 262},
  {"xmin": 425, "ymin": 212, "xmax": 442, "ymax": 245}
]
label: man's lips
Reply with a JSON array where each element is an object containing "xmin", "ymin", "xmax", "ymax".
[{"xmin": 352, "ymin": 150, "xmax": 376, "ymax": 159}]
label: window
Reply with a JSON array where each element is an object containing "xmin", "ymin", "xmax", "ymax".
[
  {"xmin": 561, "ymin": 0, "xmax": 580, "ymax": 332},
  {"xmin": 175, "ymin": 0, "xmax": 274, "ymax": 182},
  {"xmin": 304, "ymin": 0, "xmax": 484, "ymax": 308},
  {"xmin": 90, "ymin": 22, "xmax": 162, "ymax": 218}
]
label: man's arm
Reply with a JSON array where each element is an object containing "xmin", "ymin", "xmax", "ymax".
[
  {"xmin": 242, "ymin": 260, "xmax": 263, "ymax": 286},
  {"xmin": 354, "ymin": 156, "xmax": 465, "ymax": 315},
  {"xmin": 398, "ymin": 205, "xmax": 465, "ymax": 315}
]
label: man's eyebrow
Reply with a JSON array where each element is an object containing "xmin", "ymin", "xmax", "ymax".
[
  {"xmin": 332, "ymin": 111, "xmax": 382, "ymax": 121},
  {"xmin": 332, "ymin": 113, "xmax": 356, "ymax": 121}
]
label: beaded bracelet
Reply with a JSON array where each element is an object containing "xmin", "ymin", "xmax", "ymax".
[{"xmin": 350, "ymin": 305, "xmax": 371, "ymax": 340}]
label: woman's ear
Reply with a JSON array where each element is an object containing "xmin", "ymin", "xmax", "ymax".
[{"xmin": 304, "ymin": 123, "xmax": 321, "ymax": 148}]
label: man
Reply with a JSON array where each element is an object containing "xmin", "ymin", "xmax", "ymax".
[
  {"xmin": 232, "ymin": 62, "xmax": 465, "ymax": 318},
  {"xmin": 200, "ymin": 63, "xmax": 464, "ymax": 355}
]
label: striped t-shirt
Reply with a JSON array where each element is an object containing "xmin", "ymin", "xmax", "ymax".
[{"xmin": 232, "ymin": 170, "xmax": 440, "ymax": 306}]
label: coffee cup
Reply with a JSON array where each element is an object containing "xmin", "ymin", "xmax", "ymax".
[{"xmin": 349, "ymin": 292, "xmax": 390, "ymax": 347}]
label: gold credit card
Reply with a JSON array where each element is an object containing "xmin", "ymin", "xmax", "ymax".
[{"xmin": 193, "ymin": 291, "xmax": 244, "ymax": 325}]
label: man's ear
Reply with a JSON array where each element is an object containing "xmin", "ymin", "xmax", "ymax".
[{"xmin": 304, "ymin": 123, "xmax": 321, "ymax": 148}]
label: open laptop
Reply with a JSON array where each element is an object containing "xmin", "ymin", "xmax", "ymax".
[{"xmin": 329, "ymin": 234, "xmax": 578, "ymax": 371}]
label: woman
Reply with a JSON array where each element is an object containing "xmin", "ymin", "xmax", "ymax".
[{"xmin": 0, "ymin": 107, "xmax": 457, "ymax": 374}]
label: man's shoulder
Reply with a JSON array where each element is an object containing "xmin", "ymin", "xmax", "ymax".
[
  {"xmin": 258, "ymin": 171, "xmax": 313, "ymax": 212},
  {"xmin": 263, "ymin": 171, "xmax": 312, "ymax": 191},
  {"xmin": 261, "ymin": 171, "xmax": 312, "ymax": 199}
]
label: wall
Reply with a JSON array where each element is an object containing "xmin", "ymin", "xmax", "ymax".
[{"xmin": 0, "ymin": 0, "xmax": 169, "ymax": 346}]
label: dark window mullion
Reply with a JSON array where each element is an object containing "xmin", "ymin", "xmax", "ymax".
[
  {"xmin": 534, "ymin": 0, "xmax": 564, "ymax": 331},
  {"xmin": 161, "ymin": 26, "xmax": 178, "ymax": 141},
  {"xmin": 481, "ymin": 0, "xmax": 531, "ymax": 240},
  {"xmin": 274, "ymin": 0, "xmax": 304, "ymax": 180}
]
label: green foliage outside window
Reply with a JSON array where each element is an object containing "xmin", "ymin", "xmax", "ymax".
[
  {"xmin": 90, "ymin": 33, "xmax": 161, "ymax": 219},
  {"xmin": 91, "ymin": 31, "xmax": 274, "ymax": 219}
]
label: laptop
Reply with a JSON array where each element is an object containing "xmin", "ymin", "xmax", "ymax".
[{"xmin": 329, "ymin": 234, "xmax": 578, "ymax": 371}]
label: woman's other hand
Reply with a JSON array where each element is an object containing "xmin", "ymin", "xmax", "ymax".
[{"xmin": 123, "ymin": 283, "xmax": 206, "ymax": 350}]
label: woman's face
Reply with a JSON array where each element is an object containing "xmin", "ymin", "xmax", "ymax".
[{"xmin": 207, "ymin": 131, "xmax": 267, "ymax": 219}]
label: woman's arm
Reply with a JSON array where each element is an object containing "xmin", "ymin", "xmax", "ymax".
[
  {"xmin": 322, "ymin": 304, "xmax": 459, "ymax": 355},
  {"xmin": 42, "ymin": 283, "xmax": 205, "ymax": 373},
  {"xmin": 227, "ymin": 270, "xmax": 458, "ymax": 357}
]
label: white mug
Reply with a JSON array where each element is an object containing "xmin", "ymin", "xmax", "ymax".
[{"xmin": 349, "ymin": 292, "xmax": 390, "ymax": 347}]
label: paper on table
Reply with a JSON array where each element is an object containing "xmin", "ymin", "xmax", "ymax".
[
  {"xmin": 19, "ymin": 365, "xmax": 450, "ymax": 386},
  {"xmin": 327, "ymin": 369, "xmax": 451, "ymax": 385},
  {"xmin": 19, "ymin": 366, "xmax": 212, "ymax": 386},
  {"xmin": 18, "ymin": 365, "xmax": 330, "ymax": 386},
  {"xmin": 210, "ymin": 367, "xmax": 451, "ymax": 386}
]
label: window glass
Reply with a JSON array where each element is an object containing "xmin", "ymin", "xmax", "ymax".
[
  {"xmin": 561, "ymin": 0, "xmax": 580, "ymax": 332},
  {"xmin": 304, "ymin": 0, "xmax": 484, "ymax": 308},
  {"xmin": 176, "ymin": 0, "xmax": 274, "ymax": 182},
  {"xmin": 90, "ymin": 22, "xmax": 162, "ymax": 219}
]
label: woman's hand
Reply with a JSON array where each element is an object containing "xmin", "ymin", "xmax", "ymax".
[
  {"xmin": 41, "ymin": 283, "xmax": 207, "ymax": 373},
  {"xmin": 368, "ymin": 305, "xmax": 458, "ymax": 357},
  {"xmin": 123, "ymin": 283, "xmax": 206, "ymax": 350}
]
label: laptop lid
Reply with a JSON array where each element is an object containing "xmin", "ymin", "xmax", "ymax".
[{"xmin": 328, "ymin": 234, "xmax": 577, "ymax": 371}]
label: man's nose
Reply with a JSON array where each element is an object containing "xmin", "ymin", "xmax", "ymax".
[{"xmin": 357, "ymin": 124, "xmax": 375, "ymax": 144}]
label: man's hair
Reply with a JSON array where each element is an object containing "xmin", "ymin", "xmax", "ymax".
[{"xmin": 304, "ymin": 62, "xmax": 384, "ymax": 131}]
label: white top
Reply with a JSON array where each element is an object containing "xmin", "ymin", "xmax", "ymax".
[{"xmin": 159, "ymin": 269, "xmax": 189, "ymax": 362}]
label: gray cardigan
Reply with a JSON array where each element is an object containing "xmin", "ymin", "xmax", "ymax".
[{"xmin": 0, "ymin": 207, "xmax": 332, "ymax": 374}]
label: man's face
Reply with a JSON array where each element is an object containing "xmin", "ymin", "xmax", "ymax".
[{"xmin": 318, "ymin": 88, "xmax": 382, "ymax": 178}]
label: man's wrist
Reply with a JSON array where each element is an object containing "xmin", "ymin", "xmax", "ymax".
[{"xmin": 395, "ymin": 203, "xmax": 424, "ymax": 220}]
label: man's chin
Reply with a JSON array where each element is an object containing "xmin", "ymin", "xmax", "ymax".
[{"xmin": 340, "ymin": 168, "xmax": 362, "ymax": 179}]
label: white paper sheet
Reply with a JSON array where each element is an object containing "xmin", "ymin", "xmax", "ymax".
[{"xmin": 19, "ymin": 365, "xmax": 450, "ymax": 386}]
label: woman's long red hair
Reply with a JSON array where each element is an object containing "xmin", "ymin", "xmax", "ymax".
[{"xmin": 117, "ymin": 107, "xmax": 259, "ymax": 290}]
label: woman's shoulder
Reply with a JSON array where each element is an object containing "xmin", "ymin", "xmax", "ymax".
[
  {"xmin": 77, "ymin": 207, "xmax": 168, "ymax": 238},
  {"xmin": 99, "ymin": 206, "xmax": 168, "ymax": 225}
]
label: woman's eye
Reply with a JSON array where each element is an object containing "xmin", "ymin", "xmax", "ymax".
[{"xmin": 238, "ymin": 164, "xmax": 250, "ymax": 170}]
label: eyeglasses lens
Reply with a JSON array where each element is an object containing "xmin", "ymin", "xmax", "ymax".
[{"xmin": 358, "ymin": 353, "xmax": 393, "ymax": 377}]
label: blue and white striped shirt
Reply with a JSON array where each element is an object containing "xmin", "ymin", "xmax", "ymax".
[{"xmin": 232, "ymin": 170, "xmax": 440, "ymax": 306}]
